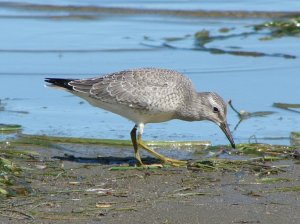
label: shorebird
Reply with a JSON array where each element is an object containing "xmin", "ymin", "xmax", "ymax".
[{"xmin": 45, "ymin": 68, "xmax": 235, "ymax": 166}]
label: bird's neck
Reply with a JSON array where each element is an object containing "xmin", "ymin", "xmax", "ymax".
[{"xmin": 176, "ymin": 92, "xmax": 207, "ymax": 121}]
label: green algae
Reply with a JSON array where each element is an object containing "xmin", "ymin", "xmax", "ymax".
[
  {"xmin": 255, "ymin": 17, "xmax": 300, "ymax": 40},
  {"xmin": 190, "ymin": 143, "xmax": 299, "ymax": 175},
  {"xmin": 291, "ymin": 132, "xmax": 300, "ymax": 146},
  {"xmin": 0, "ymin": 157, "xmax": 17, "ymax": 172},
  {"xmin": 160, "ymin": 16, "xmax": 300, "ymax": 59},
  {"xmin": 273, "ymin": 102, "xmax": 300, "ymax": 113},
  {"xmin": 291, "ymin": 132, "xmax": 300, "ymax": 138},
  {"xmin": 236, "ymin": 144, "xmax": 295, "ymax": 156},
  {"xmin": 194, "ymin": 30, "xmax": 210, "ymax": 40},
  {"xmin": 203, "ymin": 143, "xmax": 297, "ymax": 160},
  {"xmin": 218, "ymin": 27, "xmax": 233, "ymax": 33},
  {"xmin": 0, "ymin": 133, "xmax": 298, "ymax": 201},
  {"xmin": 256, "ymin": 177, "xmax": 292, "ymax": 184},
  {"xmin": 17, "ymin": 134, "xmax": 132, "ymax": 147},
  {"xmin": 0, "ymin": 124, "xmax": 22, "ymax": 133},
  {"xmin": 188, "ymin": 158, "xmax": 286, "ymax": 175},
  {"xmin": 9, "ymin": 134, "xmax": 210, "ymax": 149},
  {"xmin": 0, "ymin": 157, "xmax": 30, "ymax": 198}
]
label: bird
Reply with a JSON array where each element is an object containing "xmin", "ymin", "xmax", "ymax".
[{"xmin": 45, "ymin": 68, "xmax": 235, "ymax": 166}]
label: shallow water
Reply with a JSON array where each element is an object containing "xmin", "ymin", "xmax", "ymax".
[{"xmin": 0, "ymin": 0, "xmax": 300, "ymax": 147}]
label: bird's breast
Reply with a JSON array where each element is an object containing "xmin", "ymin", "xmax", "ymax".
[{"xmin": 82, "ymin": 94, "xmax": 175, "ymax": 124}]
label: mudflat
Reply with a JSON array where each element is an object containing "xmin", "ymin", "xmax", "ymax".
[{"xmin": 1, "ymin": 143, "xmax": 299, "ymax": 224}]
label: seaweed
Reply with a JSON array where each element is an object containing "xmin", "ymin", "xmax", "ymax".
[
  {"xmin": 273, "ymin": 102, "xmax": 300, "ymax": 113},
  {"xmin": 151, "ymin": 16, "xmax": 300, "ymax": 59},
  {"xmin": 0, "ymin": 157, "xmax": 31, "ymax": 198},
  {"xmin": 0, "ymin": 124, "xmax": 22, "ymax": 134},
  {"xmin": 9, "ymin": 134, "xmax": 210, "ymax": 149},
  {"xmin": 255, "ymin": 17, "xmax": 300, "ymax": 40},
  {"xmin": 188, "ymin": 158, "xmax": 287, "ymax": 176},
  {"xmin": 290, "ymin": 132, "xmax": 300, "ymax": 146}
]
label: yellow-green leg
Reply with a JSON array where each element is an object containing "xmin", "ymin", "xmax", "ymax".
[
  {"xmin": 137, "ymin": 133, "xmax": 186, "ymax": 166},
  {"xmin": 130, "ymin": 125, "xmax": 143, "ymax": 166},
  {"xmin": 130, "ymin": 125, "xmax": 187, "ymax": 166}
]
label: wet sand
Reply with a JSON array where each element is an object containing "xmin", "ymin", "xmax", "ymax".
[{"xmin": 1, "ymin": 144, "xmax": 299, "ymax": 224}]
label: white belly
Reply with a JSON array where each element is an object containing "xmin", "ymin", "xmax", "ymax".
[{"xmin": 76, "ymin": 92, "xmax": 175, "ymax": 124}]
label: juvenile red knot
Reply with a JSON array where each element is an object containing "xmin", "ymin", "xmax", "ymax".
[{"xmin": 45, "ymin": 68, "xmax": 235, "ymax": 166}]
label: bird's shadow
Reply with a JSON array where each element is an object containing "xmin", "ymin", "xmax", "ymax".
[{"xmin": 53, "ymin": 154, "xmax": 161, "ymax": 166}]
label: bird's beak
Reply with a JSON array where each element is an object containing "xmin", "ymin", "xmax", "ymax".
[{"xmin": 219, "ymin": 122, "xmax": 235, "ymax": 148}]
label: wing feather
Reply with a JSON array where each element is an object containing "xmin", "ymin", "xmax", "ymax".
[{"xmin": 69, "ymin": 68, "xmax": 195, "ymax": 112}]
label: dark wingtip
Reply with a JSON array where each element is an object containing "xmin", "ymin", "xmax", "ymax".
[
  {"xmin": 45, "ymin": 78, "xmax": 55, "ymax": 83},
  {"xmin": 45, "ymin": 78, "xmax": 74, "ymax": 90},
  {"xmin": 231, "ymin": 143, "xmax": 236, "ymax": 149}
]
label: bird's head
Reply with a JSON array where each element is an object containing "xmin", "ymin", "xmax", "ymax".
[{"xmin": 199, "ymin": 92, "xmax": 235, "ymax": 148}]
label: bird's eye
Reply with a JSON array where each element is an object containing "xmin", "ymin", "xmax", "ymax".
[{"xmin": 213, "ymin": 107, "xmax": 219, "ymax": 113}]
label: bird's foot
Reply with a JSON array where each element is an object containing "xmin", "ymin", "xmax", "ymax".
[
  {"xmin": 140, "ymin": 164, "xmax": 164, "ymax": 168},
  {"xmin": 137, "ymin": 140, "xmax": 187, "ymax": 167},
  {"xmin": 162, "ymin": 158, "xmax": 187, "ymax": 167},
  {"xmin": 139, "ymin": 162, "xmax": 185, "ymax": 168},
  {"xmin": 135, "ymin": 159, "xmax": 185, "ymax": 168},
  {"xmin": 134, "ymin": 159, "xmax": 164, "ymax": 168}
]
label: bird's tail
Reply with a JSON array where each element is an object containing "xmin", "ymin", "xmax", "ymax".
[{"xmin": 45, "ymin": 78, "xmax": 75, "ymax": 91}]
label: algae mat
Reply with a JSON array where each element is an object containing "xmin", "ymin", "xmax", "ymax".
[{"xmin": 0, "ymin": 138, "xmax": 300, "ymax": 223}]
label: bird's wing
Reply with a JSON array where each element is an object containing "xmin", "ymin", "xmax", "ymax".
[
  {"xmin": 70, "ymin": 68, "xmax": 192, "ymax": 111},
  {"xmin": 69, "ymin": 77, "xmax": 101, "ymax": 93}
]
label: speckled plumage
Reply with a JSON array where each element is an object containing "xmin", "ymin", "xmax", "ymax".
[
  {"xmin": 45, "ymin": 67, "xmax": 235, "ymax": 165},
  {"xmin": 68, "ymin": 68, "xmax": 198, "ymax": 124}
]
